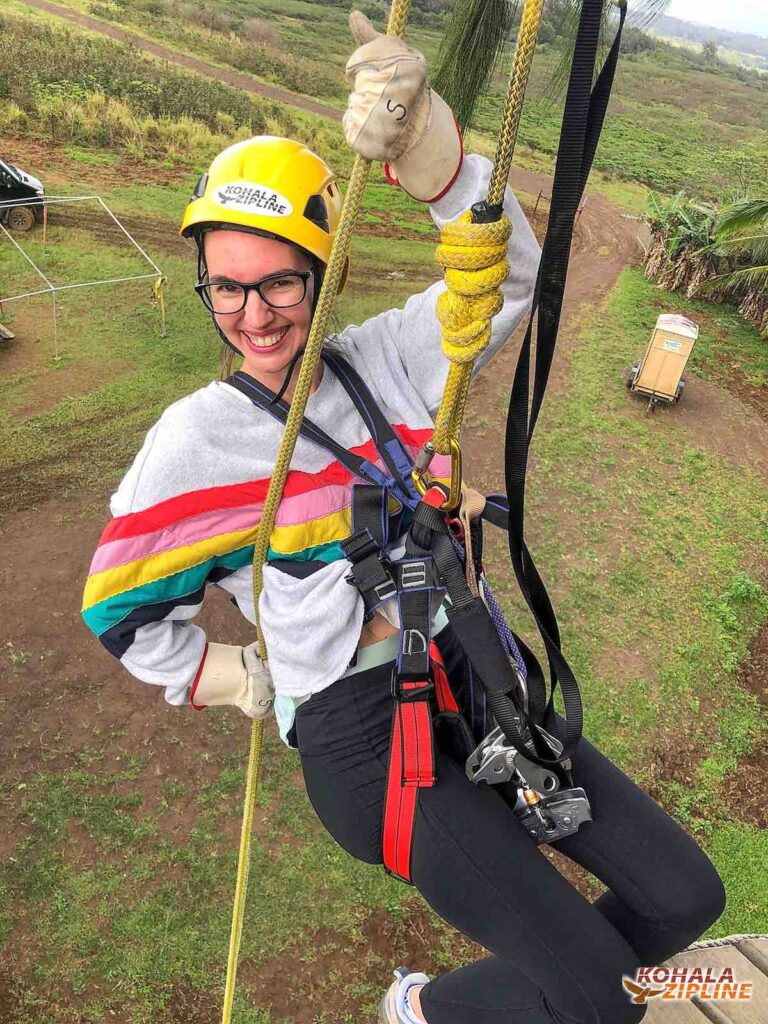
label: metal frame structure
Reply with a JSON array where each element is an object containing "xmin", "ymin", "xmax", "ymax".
[{"xmin": 0, "ymin": 194, "xmax": 166, "ymax": 357}]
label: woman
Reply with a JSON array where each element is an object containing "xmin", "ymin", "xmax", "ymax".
[{"xmin": 82, "ymin": 14, "xmax": 725, "ymax": 1024}]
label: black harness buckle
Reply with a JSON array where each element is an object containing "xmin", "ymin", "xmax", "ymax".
[{"xmin": 391, "ymin": 669, "xmax": 434, "ymax": 702}]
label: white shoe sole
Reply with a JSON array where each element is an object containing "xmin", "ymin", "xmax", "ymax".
[
  {"xmin": 378, "ymin": 967, "xmax": 428, "ymax": 1023},
  {"xmin": 378, "ymin": 982, "xmax": 397, "ymax": 1023}
]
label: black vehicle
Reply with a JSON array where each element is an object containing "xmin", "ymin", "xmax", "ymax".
[{"xmin": 0, "ymin": 158, "xmax": 45, "ymax": 232}]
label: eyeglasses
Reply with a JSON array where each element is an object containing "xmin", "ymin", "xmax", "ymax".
[{"xmin": 195, "ymin": 270, "xmax": 313, "ymax": 314}]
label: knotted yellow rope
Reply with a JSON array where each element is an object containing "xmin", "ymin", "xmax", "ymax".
[
  {"xmin": 424, "ymin": 0, "xmax": 545, "ymax": 463},
  {"xmin": 432, "ymin": 211, "xmax": 512, "ymax": 450}
]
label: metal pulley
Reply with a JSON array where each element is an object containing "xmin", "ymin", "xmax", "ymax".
[{"xmin": 466, "ymin": 721, "xmax": 593, "ymax": 845}]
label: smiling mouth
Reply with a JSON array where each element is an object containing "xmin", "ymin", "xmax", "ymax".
[{"xmin": 241, "ymin": 326, "xmax": 290, "ymax": 352}]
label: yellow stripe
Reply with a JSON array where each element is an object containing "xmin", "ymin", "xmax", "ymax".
[
  {"xmin": 269, "ymin": 507, "xmax": 351, "ymax": 556},
  {"xmin": 83, "ymin": 523, "xmax": 260, "ymax": 609},
  {"xmin": 83, "ymin": 504, "xmax": 356, "ymax": 609}
]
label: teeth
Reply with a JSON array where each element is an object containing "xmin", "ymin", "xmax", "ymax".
[{"xmin": 244, "ymin": 327, "xmax": 287, "ymax": 348}]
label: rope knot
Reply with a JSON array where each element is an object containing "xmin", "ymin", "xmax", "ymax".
[{"xmin": 435, "ymin": 211, "xmax": 512, "ymax": 365}]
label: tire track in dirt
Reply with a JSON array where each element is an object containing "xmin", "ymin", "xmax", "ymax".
[{"xmin": 22, "ymin": 0, "xmax": 344, "ymax": 122}]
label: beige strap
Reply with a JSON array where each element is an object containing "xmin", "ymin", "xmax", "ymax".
[{"xmin": 459, "ymin": 485, "xmax": 487, "ymax": 596}]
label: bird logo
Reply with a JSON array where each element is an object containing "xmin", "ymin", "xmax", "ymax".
[{"xmin": 622, "ymin": 976, "xmax": 666, "ymax": 1004}]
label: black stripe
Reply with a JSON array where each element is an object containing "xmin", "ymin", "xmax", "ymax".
[{"xmin": 98, "ymin": 570, "xmax": 234, "ymax": 658}]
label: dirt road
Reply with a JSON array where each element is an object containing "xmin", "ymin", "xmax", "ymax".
[{"xmin": 22, "ymin": 0, "xmax": 343, "ymax": 122}]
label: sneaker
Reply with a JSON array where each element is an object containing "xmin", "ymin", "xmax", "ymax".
[{"xmin": 378, "ymin": 966, "xmax": 431, "ymax": 1024}]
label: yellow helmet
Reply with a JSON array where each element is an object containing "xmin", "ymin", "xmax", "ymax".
[{"xmin": 180, "ymin": 135, "xmax": 347, "ymax": 287}]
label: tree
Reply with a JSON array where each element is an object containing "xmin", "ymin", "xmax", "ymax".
[
  {"xmin": 707, "ymin": 199, "xmax": 768, "ymax": 336},
  {"xmin": 702, "ymin": 40, "xmax": 718, "ymax": 62}
]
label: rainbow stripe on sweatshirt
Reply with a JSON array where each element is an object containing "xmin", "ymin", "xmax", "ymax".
[{"xmin": 81, "ymin": 425, "xmax": 450, "ymax": 653}]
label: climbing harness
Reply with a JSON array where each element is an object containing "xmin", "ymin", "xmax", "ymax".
[
  {"xmin": 220, "ymin": 0, "xmax": 627, "ymax": 1016},
  {"xmin": 230, "ymin": 348, "xmax": 589, "ymax": 878}
]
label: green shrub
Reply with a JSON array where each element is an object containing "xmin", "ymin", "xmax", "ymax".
[
  {"xmin": 0, "ymin": 100, "xmax": 28, "ymax": 135},
  {"xmin": 0, "ymin": 12, "xmax": 286, "ymax": 131}
]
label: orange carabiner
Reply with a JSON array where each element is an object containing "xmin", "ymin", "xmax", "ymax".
[{"xmin": 412, "ymin": 437, "xmax": 463, "ymax": 512}]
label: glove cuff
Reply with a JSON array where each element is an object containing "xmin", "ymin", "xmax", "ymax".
[
  {"xmin": 388, "ymin": 92, "xmax": 464, "ymax": 203},
  {"xmin": 190, "ymin": 642, "xmax": 247, "ymax": 710},
  {"xmin": 190, "ymin": 643, "xmax": 210, "ymax": 710}
]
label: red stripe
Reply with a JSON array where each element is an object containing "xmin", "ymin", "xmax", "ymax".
[
  {"xmin": 382, "ymin": 648, "xmax": 462, "ymax": 881},
  {"xmin": 396, "ymin": 120, "xmax": 464, "ymax": 204},
  {"xmin": 99, "ymin": 424, "xmax": 435, "ymax": 546},
  {"xmin": 430, "ymin": 642, "xmax": 459, "ymax": 714},
  {"xmin": 421, "ymin": 124, "xmax": 464, "ymax": 204},
  {"xmin": 189, "ymin": 644, "xmax": 209, "ymax": 710},
  {"xmin": 382, "ymin": 707, "xmax": 404, "ymax": 873}
]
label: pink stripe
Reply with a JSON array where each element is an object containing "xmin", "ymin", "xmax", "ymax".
[
  {"xmin": 428, "ymin": 453, "xmax": 452, "ymax": 477},
  {"xmin": 90, "ymin": 447, "xmax": 448, "ymax": 576},
  {"xmin": 401, "ymin": 445, "xmax": 451, "ymax": 479},
  {"xmin": 90, "ymin": 483, "xmax": 353, "ymax": 574},
  {"xmin": 274, "ymin": 483, "xmax": 350, "ymax": 527},
  {"xmin": 89, "ymin": 503, "xmax": 265, "ymax": 574}
]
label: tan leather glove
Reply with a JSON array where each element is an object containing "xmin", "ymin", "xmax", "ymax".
[
  {"xmin": 190, "ymin": 642, "xmax": 274, "ymax": 720},
  {"xmin": 343, "ymin": 11, "xmax": 463, "ymax": 202}
]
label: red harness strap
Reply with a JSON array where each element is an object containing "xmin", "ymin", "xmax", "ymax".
[{"xmin": 382, "ymin": 641, "xmax": 459, "ymax": 882}]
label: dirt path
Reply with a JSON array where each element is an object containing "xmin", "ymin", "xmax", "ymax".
[
  {"xmin": 22, "ymin": 0, "xmax": 343, "ymax": 122},
  {"xmin": 459, "ymin": 167, "xmax": 642, "ymax": 484}
]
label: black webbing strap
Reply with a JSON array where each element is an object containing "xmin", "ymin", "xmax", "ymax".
[
  {"xmin": 503, "ymin": 0, "xmax": 626, "ymax": 762},
  {"xmin": 394, "ymin": 555, "xmax": 439, "ymax": 682},
  {"xmin": 227, "ymin": 353, "xmax": 416, "ymax": 507},
  {"xmin": 323, "ymin": 352, "xmax": 418, "ymax": 504},
  {"xmin": 408, "ymin": 493, "xmax": 558, "ymax": 765},
  {"xmin": 352, "ymin": 484, "xmax": 389, "ymax": 547},
  {"xmin": 341, "ymin": 528, "xmax": 397, "ymax": 620}
]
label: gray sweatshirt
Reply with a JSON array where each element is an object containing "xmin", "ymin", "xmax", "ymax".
[{"xmin": 81, "ymin": 154, "xmax": 541, "ymax": 706}]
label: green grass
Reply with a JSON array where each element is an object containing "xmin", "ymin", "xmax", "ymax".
[
  {"xmin": 22, "ymin": 0, "xmax": 768, "ymax": 202},
  {"xmin": 0, "ymin": 728, "xmax": 431, "ymax": 1022},
  {"xmin": 3, "ymin": 228, "xmax": 767, "ymax": 1019},
  {"xmin": 484, "ymin": 270, "xmax": 768, "ymax": 848}
]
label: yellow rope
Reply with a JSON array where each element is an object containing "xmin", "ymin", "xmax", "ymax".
[
  {"xmin": 487, "ymin": 0, "xmax": 546, "ymax": 209},
  {"xmin": 220, "ymin": 715, "xmax": 264, "ymax": 1024},
  {"xmin": 427, "ymin": 0, "xmax": 546, "ymax": 461},
  {"xmin": 221, "ymin": 4, "xmax": 413, "ymax": 1022},
  {"xmin": 153, "ymin": 275, "xmax": 167, "ymax": 338},
  {"xmin": 431, "ymin": 212, "xmax": 511, "ymax": 452}
]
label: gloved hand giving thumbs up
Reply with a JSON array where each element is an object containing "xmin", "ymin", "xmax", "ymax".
[{"xmin": 342, "ymin": 10, "xmax": 463, "ymax": 202}]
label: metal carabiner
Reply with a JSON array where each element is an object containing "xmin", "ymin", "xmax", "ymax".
[{"xmin": 412, "ymin": 437, "xmax": 463, "ymax": 512}]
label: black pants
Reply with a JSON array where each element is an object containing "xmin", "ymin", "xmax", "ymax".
[{"xmin": 293, "ymin": 626, "xmax": 726, "ymax": 1023}]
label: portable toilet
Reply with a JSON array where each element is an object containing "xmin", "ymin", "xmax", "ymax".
[{"xmin": 628, "ymin": 314, "xmax": 698, "ymax": 407}]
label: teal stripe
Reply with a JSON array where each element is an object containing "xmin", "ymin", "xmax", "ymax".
[
  {"xmin": 83, "ymin": 546, "xmax": 254, "ymax": 637},
  {"xmin": 266, "ymin": 540, "xmax": 346, "ymax": 564},
  {"xmin": 84, "ymin": 535, "xmax": 348, "ymax": 639}
]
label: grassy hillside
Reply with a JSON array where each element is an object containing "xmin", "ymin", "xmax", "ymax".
[{"xmin": 10, "ymin": 0, "xmax": 768, "ymax": 201}]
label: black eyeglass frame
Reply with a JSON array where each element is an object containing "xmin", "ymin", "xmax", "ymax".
[{"xmin": 194, "ymin": 269, "xmax": 313, "ymax": 314}]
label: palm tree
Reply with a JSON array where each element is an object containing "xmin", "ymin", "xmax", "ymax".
[
  {"xmin": 707, "ymin": 199, "xmax": 768, "ymax": 336},
  {"xmin": 644, "ymin": 191, "xmax": 723, "ymax": 298}
]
